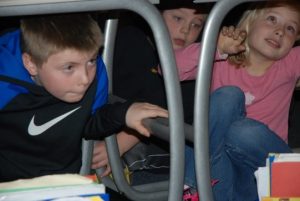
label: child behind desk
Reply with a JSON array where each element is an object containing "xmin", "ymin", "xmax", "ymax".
[
  {"xmin": 0, "ymin": 13, "xmax": 167, "ymax": 182},
  {"xmin": 176, "ymin": 0, "xmax": 300, "ymax": 200}
]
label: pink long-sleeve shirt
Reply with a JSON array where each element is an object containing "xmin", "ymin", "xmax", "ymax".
[{"xmin": 175, "ymin": 43, "xmax": 300, "ymax": 142}]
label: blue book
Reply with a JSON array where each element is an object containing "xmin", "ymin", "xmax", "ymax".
[{"xmin": 45, "ymin": 193, "xmax": 110, "ymax": 201}]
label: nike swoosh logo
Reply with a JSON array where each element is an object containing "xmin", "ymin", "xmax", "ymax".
[{"xmin": 28, "ymin": 106, "xmax": 81, "ymax": 136}]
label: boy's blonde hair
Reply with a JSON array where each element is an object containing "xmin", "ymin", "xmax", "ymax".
[
  {"xmin": 20, "ymin": 13, "xmax": 103, "ymax": 67},
  {"xmin": 229, "ymin": 0, "xmax": 300, "ymax": 67}
]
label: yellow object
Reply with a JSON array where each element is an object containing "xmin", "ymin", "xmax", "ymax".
[
  {"xmin": 90, "ymin": 195, "xmax": 104, "ymax": 201},
  {"xmin": 262, "ymin": 197, "xmax": 300, "ymax": 201},
  {"xmin": 99, "ymin": 165, "xmax": 131, "ymax": 185}
]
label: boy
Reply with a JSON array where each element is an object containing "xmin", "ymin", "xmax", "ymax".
[{"xmin": 0, "ymin": 14, "xmax": 168, "ymax": 182}]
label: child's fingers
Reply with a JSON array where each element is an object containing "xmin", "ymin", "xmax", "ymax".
[
  {"xmin": 221, "ymin": 26, "xmax": 229, "ymax": 35},
  {"xmin": 227, "ymin": 26, "xmax": 235, "ymax": 37},
  {"xmin": 233, "ymin": 29, "xmax": 240, "ymax": 40},
  {"xmin": 238, "ymin": 30, "xmax": 247, "ymax": 42},
  {"xmin": 136, "ymin": 125, "xmax": 150, "ymax": 137},
  {"xmin": 100, "ymin": 165, "xmax": 112, "ymax": 177},
  {"xmin": 140, "ymin": 103, "xmax": 169, "ymax": 117},
  {"xmin": 92, "ymin": 157, "xmax": 107, "ymax": 168},
  {"xmin": 237, "ymin": 45, "xmax": 246, "ymax": 52},
  {"xmin": 148, "ymin": 108, "xmax": 168, "ymax": 118},
  {"xmin": 233, "ymin": 29, "xmax": 247, "ymax": 41},
  {"xmin": 232, "ymin": 29, "xmax": 246, "ymax": 41},
  {"xmin": 126, "ymin": 102, "xmax": 168, "ymax": 136},
  {"xmin": 221, "ymin": 26, "xmax": 234, "ymax": 37},
  {"xmin": 222, "ymin": 26, "xmax": 246, "ymax": 41}
]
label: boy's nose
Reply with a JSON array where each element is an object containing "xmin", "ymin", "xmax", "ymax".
[
  {"xmin": 180, "ymin": 24, "xmax": 190, "ymax": 34},
  {"xmin": 79, "ymin": 68, "xmax": 89, "ymax": 85}
]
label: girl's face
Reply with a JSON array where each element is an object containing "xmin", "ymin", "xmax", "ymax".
[
  {"xmin": 162, "ymin": 8, "xmax": 206, "ymax": 50},
  {"xmin": 23, "ymin": 49, "xmax": 98, "ymax": 103},
  {"xmin": 247, "ymin": 6, "xmax": 300, "ymax": 62}
]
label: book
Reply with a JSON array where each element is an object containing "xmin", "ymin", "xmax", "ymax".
[
  {"xmin": 45, "ymin": 193, "xmax": 109, "ymax": 201},
  {"xmin": 256, "ymin": 153, "xmax": 300, "ymax": 201},
  {"xmin": 0, "ymin": 174, "xmax": 109, "ymax": 201},
  {"xmin": 255, "ymin": 154, "xmax": 277, "ymax": 200},
  {"xmin": 269, "ymin": 153, "xmax": 300, "ymax": 197},
  {"xmin": 271, "ymin": 161, "xmax": 300, "ymax": 197},
  {"xmin": 0, "ymin": 174, "xmax": 95, "ymax": 192},
  {"xmin": 262, "ymin": 197, "xmax": 300, "ymax": 201},
  {"xmin": 255, "ymin": 166, "xmax": 270, "ymax": 199}
]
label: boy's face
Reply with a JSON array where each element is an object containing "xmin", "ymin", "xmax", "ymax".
[
  {"xmin": 23, "ymin": 49, "xmax": 98, "ymax": 103},
  {"xmin": 162, "ymin": 8, "xmax": 206, "ymax": 50}
]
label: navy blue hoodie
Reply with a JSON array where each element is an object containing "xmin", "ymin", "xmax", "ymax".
[{"xmin": 0, "ymin": 30, "xmax": 130, "ymax": 182}]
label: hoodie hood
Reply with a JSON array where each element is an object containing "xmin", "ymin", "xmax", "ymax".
[
  {"xmin": 0, "ymin": 30, "xmax": 33, "ymax": 83},
  {"xmin": 0, "ymin": 29, "xmax": 108, "ymax": 112}
]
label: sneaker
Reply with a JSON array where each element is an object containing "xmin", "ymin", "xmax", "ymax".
[
  {"xmin": 183, "ymin": 188, "xmax": 199, "ymax": 201},
  {"xmin": 183, "ymin": 179, "xmax": 219, "ymax": 201}
]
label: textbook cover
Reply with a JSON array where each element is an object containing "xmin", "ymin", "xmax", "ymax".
[
  {"xmin": 256, "ymin": 153, "xmax": 300, "ymax": 201},
  {"xmin": 270, "ymin": 153, "xmax": 300, "ymax": 197},
  {"xmin": 271, "ymin": 162, "xmax": 300, "ymax": 197},
  {"xmin": 0, "ymin": 174, "xmax": 109, "ymax": 201}
]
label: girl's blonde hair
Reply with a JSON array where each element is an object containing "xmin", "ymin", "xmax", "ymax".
[
  {"xmin": 20, "ymin": 13, "xmax": 103, "ymax": 67},
  {"xmin": 228, "ymin": 0, "xmax": 300, "ymax": 67}
]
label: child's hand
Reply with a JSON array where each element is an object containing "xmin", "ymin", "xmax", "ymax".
[
  {"xmin": 92, "ymin": 141, "xmax": 111, "ymax": 177},
  {"xmin": 218, "ymin": 26, "xmax": 247, "ymax": 55},
  {"xmin": 125, "ymin": 103, "xmax": 168, "ymax": 137}
]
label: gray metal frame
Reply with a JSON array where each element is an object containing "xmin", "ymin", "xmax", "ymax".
[
  {"xmin": 194, "ymin": 1, "xmax": 263, "ymax": 200},
  {"xmin": 0, "ymin": 0, "xmax": 266, "ymax": 200},
  {"xmin": 0, "ymin": 0, "xmax": 185, "ymax": 200}
]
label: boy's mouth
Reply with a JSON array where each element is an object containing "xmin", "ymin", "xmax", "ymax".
[{"xmin": 173, "ymin": 38, "xmax": 185, "ymax": 47}]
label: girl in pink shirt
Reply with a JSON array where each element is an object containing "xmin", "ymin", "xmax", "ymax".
[{"xmin": 179, "ymin": 1, "xmax": 300, "ymax": 200}]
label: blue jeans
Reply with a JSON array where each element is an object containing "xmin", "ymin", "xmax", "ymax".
[{"xmin": 184, "ymin": 86, "xmax": 292, "ymax": 201}]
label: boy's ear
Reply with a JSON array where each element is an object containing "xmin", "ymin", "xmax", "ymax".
[{"xmin": 22, "ymin": 53, "xmax": 38, "ymax": 76}]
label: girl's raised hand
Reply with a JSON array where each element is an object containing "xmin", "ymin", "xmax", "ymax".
[{"xmin": 218, "ymin": 26, "xmax": 247, "ymax": 55}]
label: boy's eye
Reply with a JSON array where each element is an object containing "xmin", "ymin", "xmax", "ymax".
[
  {"xmin": 173, "ymin": 15, "xmax": 182, "ymax": 22},
  {"xmin": 63, "ymin": 65, "xmax": 73, "ymax": 71},
  {"xmin": 191, "ymin": 22, "xmax": 203, "ymax": 30},
  {"xmin": 88, "ymin": 58, "xmax": 97, "ymax": 65}
]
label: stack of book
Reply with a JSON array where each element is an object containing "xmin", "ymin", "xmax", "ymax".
[
  {"xmin": 0, "ymin": 174, "xmax": 109, "ymax": 201},
  {"xmin": 255, "ymin": 153, "xmax": 300, "ymax": 201}
]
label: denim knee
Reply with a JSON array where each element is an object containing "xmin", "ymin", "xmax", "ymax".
[
  {"xmin": 211, "ymin": 86, "xmax": 245, "ymax": 107},
  {"xmin": 209, "ymin": 86, "xmax": 247, "ymax": 158},
  {"xmin": 210, "ymin": 86, "xmax": 245, "ymax": 118},
  {"xmin": 224, "ymin": 118, "xmax": 291, "ymax": 167},
  {"xmin": 225, "ymin": 119, "xmax": 268, "ymax": 150}
]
